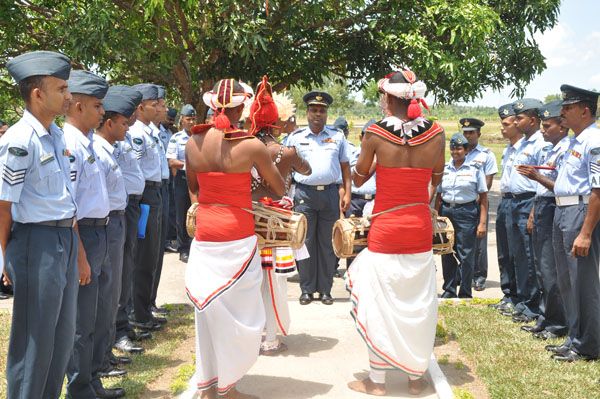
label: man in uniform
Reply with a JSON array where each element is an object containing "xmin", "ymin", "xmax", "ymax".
[
  {"xmin": 547, "ymin": 85, "xmax": 600, "ymax": 362},
  {"xmin": 113, "ymin": 86, "xmax": 148, "ymax": 354},
  {"xmin": 129, "ymin": 83, "xmax": 164, "ymax": 332},
  {"xmin": 516, "ymin": 100, "xmax": 569, "ymax": 340},
  {"xmin": 491, "ymin": 104, "xmax": 523, "ymax": 313},
  {"xmin": 504, "ymin": 99, "xmax": 546, "ymax": 324},
  {"xmin": 461, "ymin": 117, "xmax": 498, "ymax": 291},
  {"xmin": 62, "ymin": 70, "xmax": 127, "ymax": 399},
  {"xmin": 286, "ymin": 91, "xmax": 351, "ymax": 305},
  {"xmin": 165, "ymin": 106, "xmax": 179, "ymax": 252},
  {"xmin": 1, "ymin": 50, "xmax": 78, "ymax": 399},
  {"xmin": 167, "ymin": 104, "xmax": 197, "ymax": 263},
  {"xmin": 91, "ymin": 86, "xmax": 142, "ymax": 397}
]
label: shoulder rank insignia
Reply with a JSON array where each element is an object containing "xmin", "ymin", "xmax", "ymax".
[
  {"xmin": 40, "ymin": 153, "xmax": 55, "ymax": 165},
  {"xmin": 87, "ymin": 155, "xmax": 96, "ymax": 164},
  {"xmin": 133, "ymin": 138, "xmax": 143, "ymax": 145},
  {"xmin": 8, "ymin": 147, "xmax": 28, "ymax": 157},
  {"xmin": 590, "ymin": 147, "xmax": 600, "ymax": 155}
]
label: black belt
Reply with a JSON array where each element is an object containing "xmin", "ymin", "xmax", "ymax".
[
  {"xmin": 503, "ymin": 192, "xmax": 536, "ymax": 200},
  {"xmin": 78, "ymin": 217, "xmax": 109, "ymax": 226},
  {"xmin": 534, "ymin": 196, "xmax": 556, "ymax": 203},
  {"xmin": 128, "ymin": 194, "xmax": 142, "ymax": 201},
  {"xmin": 109, "ymin": 209, "xmax": 126, "ymax": 216},
  {"xmin": 351, "ymin": 193, "xmax": 375, "ymax": 200},
  {"xmin": 162, "ymin": 179, "xmax": 169, "ymax": 185},
  {"xmin": 296, "ymin": 182, "xmax": 337, "ymax": 191},
  {"xmin": 28, "ymin": 217, "xmax": 76, "ymax": 228},
  {"xmin": 145, "ymin": 181, "xmax": 162, "ymax": 188},
  {"xmin": 442, "ymin": 200, "xmax": 477, "ymax": 208}
]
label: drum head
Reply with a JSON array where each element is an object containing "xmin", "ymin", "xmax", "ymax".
[{"xmin": 292, "ymin": 213, "xmax": 307, "ymax": 249}]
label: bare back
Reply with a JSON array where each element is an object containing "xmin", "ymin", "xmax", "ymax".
[{"xmin": 368, "ymin": 132, "xmax": 445, "ymax": 170}]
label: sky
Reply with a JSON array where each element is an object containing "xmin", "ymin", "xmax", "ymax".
[{"xmin": 465, "ymin": 0, "xmax": 600, "ymax": 107}]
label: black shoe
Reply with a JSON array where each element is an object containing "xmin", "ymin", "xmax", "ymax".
[
  {"xmin": 179, "ymin": 252, "xmax": 189, "ymax": 263},
  {"xmin": 319, "ymin": 293, "xmax": 334, "ymax": 305},
  {"xmin": 299, "ymin": 293, "xmax": 313, "ymax": 305},
  {"xmin": 130, "ymin": 320, "xmax": 162, "ymax": 331},
  {"xmin": 97, "ymin": 366, "xmax": 127, "ymax": 378},
  {"xmin": 552, "ymin": 349, "xmax": 590, "ymax": 362},
  {"xmin": 497, "ymin": 301, "xmax": 515, "ymax": 313},
  {"xmin": 94, "ymin": 386, "xmax": 126, "ymax": 399},
  {"xmin": 512, "ymin": 314, "xmax": 535, "ymax": 323},
  {"xmin": 164, "ymin": 241, "xmax": 179, "ymax": 253},
  {"xmin": 474, "ymin": 282, "xmax": 486, "ymax": 291},
  {"xmin": 128, "ymin": 330, "xmax": 152, "ymax": 341},
  {"xmin": 545, "ymin": 344, "xmax": 571, "ymax": 354},
  {"xmin": 440, "ymin": 291, "xmax": 457, "ymax": 299},
  {"xmin": 152, "ymin": 315, "xmax": 168, "ymax": 325},
  {"xmin": 114, "ymin": 337, "xmax": 144, "ymax": 354},
  {"xmin": 334, "ymin": 270, "xmax": 342, "ymax": 278},
  {"xmin": 533, "ymin": 330, "xmax": 559, "ymax": 340},
  {"xmin": 0, "ymin": 292, "xmax": 9, "ymax": 300},
  {"xmin": 151, "ymin": 305, "xmax": 168, "ymax": 315},
  {"xmin": 109, "ymin": 353, "xmax": 132, "ymax": 366},
  {"xmin": 520, "ymin": 324, "xmax": 544, "ymax": 333}
]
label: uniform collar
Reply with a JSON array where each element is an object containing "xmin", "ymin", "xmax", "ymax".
[
  {"xmin": 306, "ymin": 126, "xmax": 330, "ymax": 137},
  {"xmin": 22, "ymin": 109, "xmax": 62, "ymax": 138},
  {"xmin": 511, "ymin": 137, "xmax": 524, "ymax": 149},
  {"xmin": 95, "ymin": 134, "xmax": 116, "ymax": 154},
  {"xmin": 553, "ymin": 135, "xmax": 571, "ymax": 150},
  {"xmin": 524, "ymin": 130, "xmax": 543, "ymax": 143},
  {"xmin": 574, "ymin": 123, "xmax": 599, "ymax": 143},
  {"xmin": 474, "ymin": 143, "xmax": 486, "ymax": 152},
  {"xmin": 134, "ymin": 119, "xmax": 153, "ymax": 135},
  {"xmin": 64, "ymin": 122, "xmax": 92, "ymax": 148},
  {"xmin": 149, "ymin": 121, "xmax": 161, "ymax": 135},
  {"xmin": 449, "ymin": 159, "xmax": 469, "ymax": 170}
]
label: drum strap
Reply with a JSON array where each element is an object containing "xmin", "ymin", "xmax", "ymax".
[{"xmin": 367, "ymin": 202, "xmax": 427, "ymax": 220}]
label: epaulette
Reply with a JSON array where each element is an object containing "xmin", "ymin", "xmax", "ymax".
[
  {"xmin": 543, "ymin": 144, "xmax": 553, "ymax": 151},
  {"xmin": 365, "ymin": 117, "xmax": 443, "ymax": 146}
]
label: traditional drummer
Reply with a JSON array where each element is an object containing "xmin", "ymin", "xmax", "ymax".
[{"xmin": 247, "ymin": 76, "xmax": 312, "ymax": 356}]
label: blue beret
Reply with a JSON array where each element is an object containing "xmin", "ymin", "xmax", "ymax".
[
  {"xmin": 459, "ymin": 117, "xmax": 484, "ymax": 131},
  {"xmin": 67, "ymin": 70, "xmax": 108, "ymax": 99},
  {"xmin": 167, "ymin": 107, "xmax": 178, "ymax": 118},
  {"xmin": 206, "ymin": 108, "xmax": 215, "ymax": 116},
  {"xmin": 560, "ymin": 84, "xmax": 599, "ymax": 105},
  {"xmin": 180, "ymin": 104, "xmax": 196, "ymax": 117},
  {"xmin": 512, "ymin": 98, "xmax": 544, "ymax": 114},
  {"xmin": 303, "ymin": 91, "xmax": 333, "ymax": 107},
  {"xmin": 132, "ymin": 84, "xmax": 159, "ymax": 101},
  {"xmin": 449, "ymin": 133, "xmax": 468, "ymax": 147},
  {"xmin": 156, "ymin": 85, "xmax": 165, "ymax": 99},
  {"xmin": 538, "ymin": 100, "xmax": 562, "ymax": 121},
  {"xmin": 333, "ymin": 116, "xmax": 349, "ymax": 131},
  {"xmin": 498, "ymin": 103, "xmax": 516, "ymax": 118},
  {"xmin": 362, "ymin": 119, "xmax": 377, "ymax": 134},
  {"xmin": 6, "ymin": 50, "xmax": 71, "ymax": 83},
  {"xmin": 103, "ymin": 86, "xmax": 140, "ymax": 118}
]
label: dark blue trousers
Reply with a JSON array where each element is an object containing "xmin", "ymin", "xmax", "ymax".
[
  {"xmin": 151, "ymin": 181, "xmax": 169, "ymax": 308},
  {"xmin": 508, "ymin": 196, "xmax": 540, "ymax": 317},
  {"xmin": 553, "ymin": 203, "xmax": 600, "ymax": 357},
  {"xmin": 496, "ymin": 198, "xmax": 517, "ymax": 303},
  {"xmin": 473, "ymin": 209, "xmax": 489, "ymax": 284},
  {"xmin": 133, "ymin": 185, "xmax": 162, "ymax": 323},
  {"xmin": 67, "ymin": 224, "xmax": 109, "ymax": 399},
  {"xmin": 167, "ymin": 175, "xmax": 177, "ymax": 241},
  {"xmin": 441, "ymin": 202, "xmax": 478, "ymax": 298},
  {"xmin": 94, "ymin": 213, "xmax": 126, "ymax": 384},
  {"xmin": 116, "ymin": 196, "xmax": 140, "ymax": 340},
  {"xmin": 294, "ymin": 184, "xmax": 339, "ymax": 295},
  {"xmin": 174, "ymin": 170, "xmax": 191, "ymax": 255},
  {"xmin": 532, "ymin": 197, "xmax": 567, "ymax": 335},
  {"xmin": 6, "ymin": 223, "xmax": 78, "ymax": 399}
]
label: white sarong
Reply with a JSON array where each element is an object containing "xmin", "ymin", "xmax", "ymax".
[
  {"xmin": 186, "ymin": 235, "xmax": 265, "ymax": 394},
  {"xmin": 346, "ymin": 248, "xmax": 438, "ymax": 377}
]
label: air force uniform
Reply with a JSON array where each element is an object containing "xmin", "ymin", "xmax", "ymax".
[
  {"xmin": 1, "ymin": 51, "xmax": 79, "ymax": 399},
  {"xmin": 438, "ymin": 133, "xmax": 488, "ymax": 298}
]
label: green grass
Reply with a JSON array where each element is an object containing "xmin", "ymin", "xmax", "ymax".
[
  {"xmin": 170, "ymin": 360, "xmax": 196, "ymax": 395},
  {"xmin": 439, "ymin": 301, "xmax": 600, "ymax": 399},
  {"xmin": 0, "ymin": 305, "xmax": 194, "ymax": 398}
]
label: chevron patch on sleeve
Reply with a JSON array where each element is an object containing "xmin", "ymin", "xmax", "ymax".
[
  {"xmin": 2, "ymin": 165, "xmax": 27, "ymax": 186},
  {"xmin": 70, "ymin": 170, "xmax": 77, "ymax": 182}
]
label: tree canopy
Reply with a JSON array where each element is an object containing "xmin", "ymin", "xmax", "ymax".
[{"xmin": 1, "ymin": 0, "xmax": 560, "ymax": 119}]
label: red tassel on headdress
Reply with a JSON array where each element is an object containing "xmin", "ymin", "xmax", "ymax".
[
  {"xmin": 249, "ymin": 75, "xmax": 279, "ymax": 135},
  {"xmin": 407, "ymin": 99, "xmax": 422, "ymax": 119},
  {"xmin": 214, "ymin": 109, "xmax": 231, "ymax": 129}
]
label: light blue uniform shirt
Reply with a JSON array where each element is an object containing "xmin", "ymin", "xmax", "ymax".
[
  {"xmin": 150, "ymin": 122, "xmax": 170, "ymax": 180},
  {"xmin": 129, "ymin": 120, "xmax": 162, "ymax": 182},
  {"xmin": 508, "ymin": 131, "xmax": 546, "ymax": 194},
  {"xmin": 166, "ymin": 130, "xmax": 190, "ymax": 164},
  {"xmin": 0, "ymin": 110, "xmax": 77, "ymax": 223},
  {"xmin": 286, "ymin": 126, "xmax": 349, "ymax": 185},
  {"xmin": 438, "ymin": 160, "xmax": 487, "ymax": 204},
  {"xmin": 499, "ymin": 139, "xmax": 521, "ymax": 194},
  {"xmin": 349, "ymin": 144, "xmax": 376, "ymax": 195},
  {"xmin": 554, "ymin": 123, "xmax": 600, "ymax": 197},
  {"xmin": 465, "ymin": 144, "xmax": 498, "ymax": 176},
  {"xmin": 115, "ymin": 133, "xmax": 145, "ymax": 196},
  {"xmin": 63, "ymin": 123, "xmax": 110, "ymax": 220},
  {"xmin": 93, "ymin": 135, "xmax": 127, "ymax": 211},
  {"xmin": 535, "ymin": 136, "xmax": 570, "ymax": 197}
]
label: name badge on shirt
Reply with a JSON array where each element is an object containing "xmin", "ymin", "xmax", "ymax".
[
  {"xmin": 40, "ymin": 153, "xmax": 55, "ymax": 165},
  {"xmin": 322, "ymin": 138, "xmax": 336, "ymax": 144},
  {"xmin": 87, "ymin": 155, "xmax": 96, "ymax": 164}
]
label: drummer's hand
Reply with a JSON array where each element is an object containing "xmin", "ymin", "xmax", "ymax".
[
  {"xmin": 277, "ymin": 196, "xmax": 294, "ymax": 210},
  {"xmin": 2, "ymin": 271, "xmax": 11, "ymax": 286},
  {"xmin": 476, "ymin": 223, "xmax": 486, "ymax": 239},
  {"xmin": 340, "ymin": 192, "xmax": 351, "ymax": 213}
]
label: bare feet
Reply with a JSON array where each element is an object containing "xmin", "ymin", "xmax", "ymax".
[
  {"xmin": 223, "ymin": 388, "xmax": 259, "ymax": 399},
  {"xmin": 408, "ymin": 377, "xmax": 426, "ymax": 395},
  {"xmin": 260, "ymin": 342, "xmax": 288, "ymax": 356},
  {"xmin": 348, "ymin": 378, "xmax": 386, "ymax": 396},
  {"xmin": 199, "ymin": 386, "xmax": 217, "ymax": 399}
]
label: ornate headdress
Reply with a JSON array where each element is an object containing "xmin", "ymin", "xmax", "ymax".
[
  {"xmin": 248, "ymin": 75, "xmax": 279, "ymax": 135},
  {"xmin": 202, "ymin": 78, "xmax": 253, "ymax": 129},
  {"xmin": 378, "ymin": 70, "xmax": 429, "ymax": 120},
  {"xmin": 272, "ymin": 91, "xmax": 296, "ymax": 122}
]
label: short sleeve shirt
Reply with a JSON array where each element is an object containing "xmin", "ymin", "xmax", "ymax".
[
  {"xmin": 508, "ymin": 131, "xmax": 547, "ymax": 194},
  {"xmin": 438, "ymin": 160, "xmax": 488, "ymax": 204},
  {"xmin": 93, "ymin": 134, "xmax": 127, "ymax": 211},
  {"xmin": 535, "ymin": 136, "xmax": 570, "ymax": 197},
  {"xmin": 554, "ymin": 124, "xmax": 600, "ymax": 196},
  {"xmin": 114, "ymin": 133, "xmax": 145, "ymax": 196},
  {"xmin": 129, "ymin": 120, "xmax": 162, "ymax": 182},
  {"xmin": 465, "ymin": 144, "xmax": 498, "ymax": 176}
]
